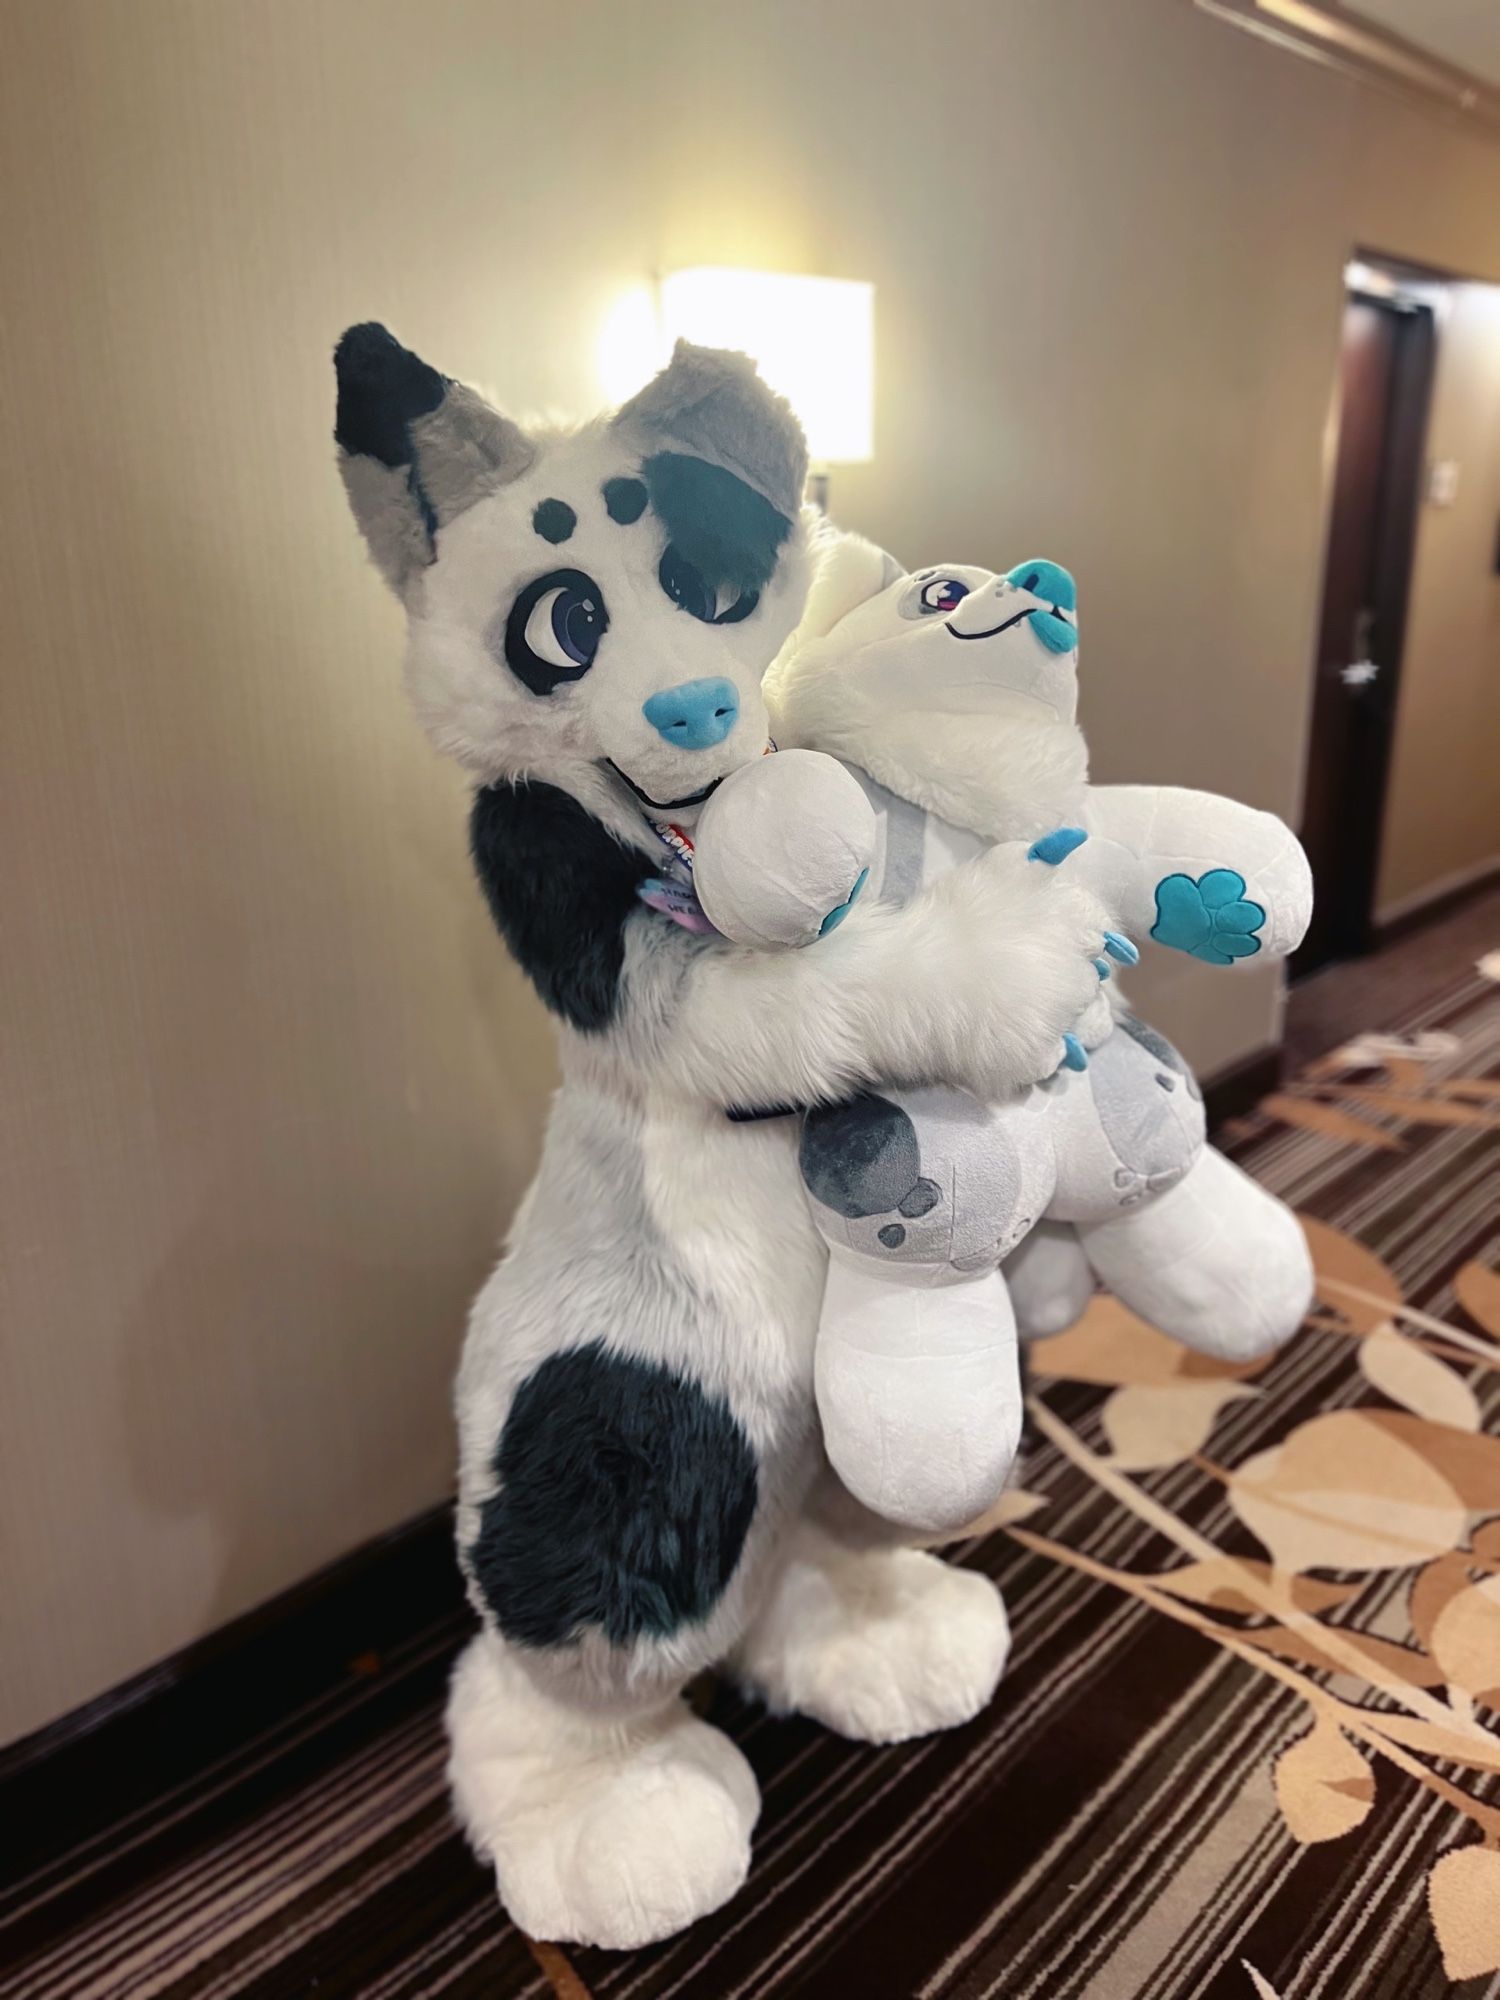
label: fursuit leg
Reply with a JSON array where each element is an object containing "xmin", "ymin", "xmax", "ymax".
[
  {"xmin": 447, "ymin": 1629, "xmax": 760, "ymax": 1950},
  {"xmin": 731, "ymin": 1481, "xmax": 1010, "ymax": 1744}
]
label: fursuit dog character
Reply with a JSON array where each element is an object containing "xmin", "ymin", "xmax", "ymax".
[
  {"xmin": 710, "ymin": 536, "xmax": 1311, "ymax": 1534},
  {"xmin": 332, "ymin": 326, "xmax": 1117, "ymax": 1948}
]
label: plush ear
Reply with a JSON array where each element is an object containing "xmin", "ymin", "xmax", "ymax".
[
  {"xmin": 612, "ymin": 341, "xmax": 809, "ymax": 592},
  {"xmin": 333, "ymin": 322, "xmax": 534, "ymax": 594}
]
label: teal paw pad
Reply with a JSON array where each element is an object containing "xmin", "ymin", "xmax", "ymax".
[{"xmin": 1152, "ymin": 868, "xmax": 1265, "ymax": 965}]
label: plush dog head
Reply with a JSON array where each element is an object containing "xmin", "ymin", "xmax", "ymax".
[
  {"xmin": 334, "ymin": 326, "xmax": 812, "ymax": 842},
  {"xmin": 767, "ymin": 536, "xmax": 1089, "ymax": 841}
]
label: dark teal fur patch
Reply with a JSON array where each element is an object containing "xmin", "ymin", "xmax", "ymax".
[
  {"xmin": 642, "ymin": 452, "xmax": 791, "ymax": 596},
  {"xmin": 470, "ymin": 1340, "xmax": 759, "ymax": 1649}
]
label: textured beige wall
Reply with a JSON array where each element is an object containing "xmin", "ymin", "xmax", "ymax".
[
  {"xmin": 1376, "ymin": 283, "xmax": 1500, "ymax": 919},
  {"xmin": 3, "ymin": 0, "xmax": 1500, "ymax": 1746}
]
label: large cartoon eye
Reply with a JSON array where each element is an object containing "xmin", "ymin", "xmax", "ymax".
[
  {"xmin": 899, "ymin": 574, "xmax": 972, "ymax": 620},
  {"xmin": 659, "ymin": 545, "xmax": 759, "ymax": 625},
  {"xmin": 503, "ymin": 568, "xmax": 609, "ymax": 695}
]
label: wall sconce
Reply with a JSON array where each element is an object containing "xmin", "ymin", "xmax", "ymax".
[{"xmin": 599, "ymin": 268, "xmax": 875, "ymax": 510}]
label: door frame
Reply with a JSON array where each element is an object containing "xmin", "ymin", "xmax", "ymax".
[{"xmin": 1294, "ymin": 265, "xmax": 1439, "ymax": 975}]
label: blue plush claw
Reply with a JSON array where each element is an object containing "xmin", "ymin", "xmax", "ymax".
[
  {"xmin": 1151, "ymin": 869, "xmax": 1266, "ymax": 965},
  {"xmin": 1094, "ymin": 957, "xmax": 1112, "ymax": 981},
  {"xmin": 1103, "ymin": 930, "xmax": 1140, "ymax": 965},
  {"xmin": 1060, "ymin": 1033, "xmax": 1089, "ymax": 1073},
  {"xmin": 1028, "ymin": 826, "xmax": 1088, "ymax": 865},
  {"xmin": 819, "ymin": 866, "xmax": 869, "ymax": 936}
]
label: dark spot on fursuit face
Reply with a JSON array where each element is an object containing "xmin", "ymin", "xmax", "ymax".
[
  {"xmin": 469, "ymin": 1339, "xmax": 759, "ymax": 1650},
  {"xmin": 498, "ymin": 452, "xmax": 791, "ymax": 699}
]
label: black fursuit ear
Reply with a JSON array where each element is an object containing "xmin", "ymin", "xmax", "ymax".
[{"xmin": 333, "ymin": 322, "xmax": 534, "ymax": 594}]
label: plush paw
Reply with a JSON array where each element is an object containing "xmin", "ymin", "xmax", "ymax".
[
  {"xmin": 448, "ymin": 1642, "xmax": 758, "ymax": 1950},
  {"xmin": 1151, "ymin": 869, "xmax": 1265, "ymax": 965},
  {"xmin": 735, "ymin": 1539, "xmax": 1010, "ymax": 1745}
]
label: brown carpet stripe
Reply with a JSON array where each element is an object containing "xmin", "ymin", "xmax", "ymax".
[{"xmin": 3, "ymin": 962, "xmax": 1496, "ymax": 2000}]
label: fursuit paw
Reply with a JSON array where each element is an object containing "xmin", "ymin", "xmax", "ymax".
[
  {"xmin": 447, "ymin": 1638, "xmax": 759, "ymax": 1949},
  {"xmin": 942, "ymin": 846, "xmax": 1117, "ymax": 1096},
  {"xmin": 734, "ymin": 1533, "xmax": 1011, "ymax": 1745}
]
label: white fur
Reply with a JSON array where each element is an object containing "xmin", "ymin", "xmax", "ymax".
[
  {"xmin": 730, "ymin": 1519, "xmax": 1011, "ymax": 1744},
  {"xmin": 343, "ymin": 325, "xmax": 1299, "ymax": 1947},
  {"xmin": 406, "ymin": 421, "xmax": 814, "ymax": 848},
  {"xmin": 662, "ymin": 845, "xmax": 1109, "ymax": 1110},
  {"xmin": 448, "ymin": 1633, "xmax": 760, "ymax": 1949}
]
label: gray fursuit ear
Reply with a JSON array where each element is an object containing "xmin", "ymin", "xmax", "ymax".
[
  {"xmin": 333, "ymin": 322, "xmax": 534, "ymax": 594},
  {"xmin": 612, "ymin": 340, "xmax": 808, "ymax": 523}
]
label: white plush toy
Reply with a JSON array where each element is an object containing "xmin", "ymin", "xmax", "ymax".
[{"xmin": 672, "ymin": 542, "xmax": 1315, "ymax": 1533}]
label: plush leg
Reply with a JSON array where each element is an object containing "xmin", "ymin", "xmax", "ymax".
[
  {"xmin": 801, "ymin": 1084, "xmax": 1054, "ymax": 1537},
  {"xmin": 1004, "ymin": 1220, "xmax": 1095, "ymax": 1339},
  {"xmin": 448, "ymin": 1632, "xmax": 760, "ymax": 1950},
  {"xmin": 1076, "ymin": 1144, "xmax": 1312, "ymax": 1361},
  {"xmin": 731, "ymin": 1509, "xmax": 1010, "ymax": 1744},
  {"xmin": 816, "ymin": 1252, "xmax": 1023, "ymax": 1535}
]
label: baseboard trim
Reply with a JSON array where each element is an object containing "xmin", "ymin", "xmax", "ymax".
[
  {"xmin": 0, "ymin": 1503, "xmax": 462, "ymax": 1888},
  {"xmin": 1373, "ymin": 857, "xmax": 1500, "ymax": 949},
  {"xmin": 1202, "ymin": 1042, "xmax": 1283, "ymax": 1130}
]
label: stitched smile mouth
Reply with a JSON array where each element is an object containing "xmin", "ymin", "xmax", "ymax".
[
  {"xmin": 605, "ymin": 760, "xmax": 725, "ymax": 813},
  {"xmin": 946, "ymin": 603, "xmax": 1046, "ymax": 642}
]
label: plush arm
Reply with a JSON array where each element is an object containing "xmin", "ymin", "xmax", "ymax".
[
  {"xmin": 1067, "ymin": 784, "xmax": 1312, "ymax": 966},
  {"xmin": 656, "ymin": 843, "xmax": 1109, "ymax": 1110}
]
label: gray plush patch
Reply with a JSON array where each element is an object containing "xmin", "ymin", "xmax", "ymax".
[
  {"xmin": 612, "ymin": 340, "xmax": 808, "ymax": 521},
  {"xmin": 1119, "ymin": 1012, "xmax": 1202, "ymax": 1101},
  {"xmin": 1091, "ymin": 1026, "xmax": 1206, "ymax": 1202}
]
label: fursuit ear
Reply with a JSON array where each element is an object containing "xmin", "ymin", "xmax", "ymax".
[
  {"xmin": 612, "ymin": 341, "xmax": 809, "ymax": 594},
  {"xmin": 333, "ymin": 323, "xmax": 534, "ymax": 594}
]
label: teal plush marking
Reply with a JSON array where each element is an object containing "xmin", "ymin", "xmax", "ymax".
[
  {"xmin": 1004, "ymin": 559, "xmax": 1077, "ymax": 653},
  {"xmin": 1152, "ymin": 869, "xmax": 1265, "ymax": 965},
  {"xmin": 1103, "ymin": 930, "xmax": 1140, "ymax": 966},
  {"xmin": 1005, "ymin": 558, "xmax": 1077, "ymax": 612},
  {"xmin": 1060, "ymin": 1033, "xmax": 1089, "ymax": 1072},
  {"xmin": 820, "ymin": 867, "xmax": 869, "ymax": 936},
  {"xmin": 1028, "ymin": 826, "xmax": 1088, "ymax": 865},
  {"xmin": 1027, "ymin": 609, "xmax": 1077, "ymax": 653}
]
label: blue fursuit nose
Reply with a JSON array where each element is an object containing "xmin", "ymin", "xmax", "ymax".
[{"xmin": 643, "ymin": 677, "xmax": 740, "ymax": 749}]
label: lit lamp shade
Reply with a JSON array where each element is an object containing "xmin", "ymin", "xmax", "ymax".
[{"xmin": 659, "ymin": 268, "xmax": 874, "ymax": 467}]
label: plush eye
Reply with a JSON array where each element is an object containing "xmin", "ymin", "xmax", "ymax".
[
  {"xmin": 503, "ymin": 568, "xmax": 609, "ymax": 695},
  {"xmin": 898, "ymin": 574, "xmax": 972, "ymax": 620},
  {"xmin": 659, "ymin": 545, "xmax": 759, "ymax": 625},
  {"xmin": 920, "ymin": 577, "xmax": 970, "ymax": 614}
]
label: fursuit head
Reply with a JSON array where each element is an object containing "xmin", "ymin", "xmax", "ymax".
[{"xmin": 333, "ymin": 325, "xmax": 1115, "ymax": 1949}]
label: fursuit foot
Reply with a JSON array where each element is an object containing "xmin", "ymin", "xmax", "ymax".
[
  {"xmin": 446, "ymin": 1635, "xmax": 759, "ymax": 1949},
  {"xmin": 732, "ymin": 1524, "xmax": 1011, "ymax": 1745}
]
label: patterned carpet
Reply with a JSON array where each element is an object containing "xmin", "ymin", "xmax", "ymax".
[{"xmin": 5, "ymin": 960, "xmax": 1499, "ymax": 2000}]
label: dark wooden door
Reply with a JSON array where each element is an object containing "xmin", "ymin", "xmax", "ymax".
[{"xmin": 1295, "ymin": 293, "xmax": 1435, "ymax": 976}]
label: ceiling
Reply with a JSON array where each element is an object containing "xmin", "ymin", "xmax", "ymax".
[{"xmin": 1352, "ymin": 0, "xmax": 1500, "ymax": 87}]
